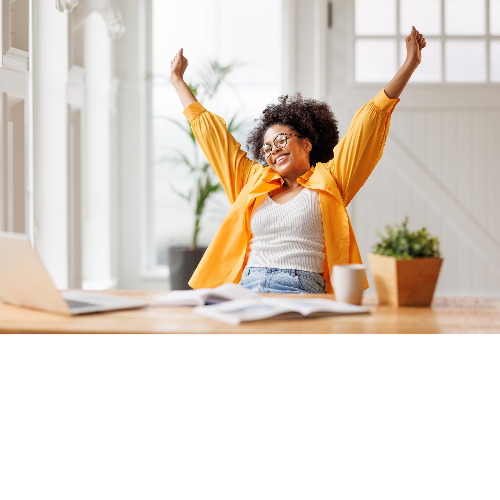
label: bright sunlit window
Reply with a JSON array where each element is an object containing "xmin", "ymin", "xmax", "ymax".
[
  {"xmin": 354, "ymin": 0, "xmax": 500, "ymax": 83},
  {"xmin": 151, "ymin": 0, "xmax": 282, "ymax": 267}
]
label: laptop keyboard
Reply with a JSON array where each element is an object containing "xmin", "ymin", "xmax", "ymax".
[{"xmin": 65, "ymin": 299, "xmax": 96, "ymax": 309}]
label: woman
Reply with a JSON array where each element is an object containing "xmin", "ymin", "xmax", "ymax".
[{"xmin": 170, "ymin": 27, "xmax": 426, "ymax": 294}]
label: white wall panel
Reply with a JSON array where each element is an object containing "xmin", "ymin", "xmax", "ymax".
[
  {"xmin": 33, "ymin": 1, "xmax": 68, "ymax": 289},
  {"xmin": 350, "ymin": 107, "xmax": 500, "ymax": 297},
  {"xmin": 488, "ymin": 111, "xmax": 500, "ymax": 238},
  {"xmin": 82, "ymin": 12, "xmax": 114, "ymax": 290},
  {"xmin": 326, "ymin": 0, "xmax": 500, "ymax": 297}
]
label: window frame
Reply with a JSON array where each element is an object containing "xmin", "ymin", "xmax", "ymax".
[
  {"xmin": 146, "ymin": 0, "xmax": 285, "ymax": 274},
  {"xmin": 353, "ymin": 0, "xmax": 500, "ymax": 84}
]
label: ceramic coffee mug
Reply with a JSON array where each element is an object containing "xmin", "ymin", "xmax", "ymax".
[{"xmin": 332, "ymin": 264, "xmax": 366, "ymax": 305}]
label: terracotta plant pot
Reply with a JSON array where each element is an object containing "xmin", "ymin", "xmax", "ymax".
[{"xmin": 367, "ymin": 253, "xmax": 443, "ymax": 307}]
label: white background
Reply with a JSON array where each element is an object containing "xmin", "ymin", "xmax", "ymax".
[{"xmin": 1, "ymin": 336, "xmax": 499, "ymax": 500}]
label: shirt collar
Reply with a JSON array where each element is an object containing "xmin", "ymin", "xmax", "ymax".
[
  {"xmin": 263, "ymin": 165, "xmax": 315, "ymax": 186},
  {"xmin": 297, "ymin": 166, "xmax": 315, "ymax": 184},
  {"xmin": 263, "ymin": 169, "xmax": 284, "ymax": 185}
]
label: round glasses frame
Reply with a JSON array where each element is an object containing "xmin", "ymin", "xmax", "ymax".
[{"xmin": 260, "ymin": 132, "xmax": 303, "ymax": 159}]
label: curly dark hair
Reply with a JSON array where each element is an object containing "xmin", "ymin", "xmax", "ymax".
[{"xmin": 246, "ymin": 93, "xmax": 340, "ymax": 167}]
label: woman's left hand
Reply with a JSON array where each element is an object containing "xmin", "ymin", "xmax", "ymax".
[
  {"xmin": 405, "ymin": 26, "xmax": 426, "ymax": 68},
  {"xmin": 384, "ymin": 26, "xmax": 426, "ymax": 98}
]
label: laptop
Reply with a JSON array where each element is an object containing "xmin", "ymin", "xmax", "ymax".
[{"xmin": 0, "ymin": 232, "xmax": 148, "ymax": 315}]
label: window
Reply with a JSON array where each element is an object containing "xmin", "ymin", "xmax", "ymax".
[
  {"xmin": 354, "ymin": 0, "xmax": 500, "ymax": 82},
  {"xmin": 150, "ymin": 0, "xmax": 283, "ymax": 268}
]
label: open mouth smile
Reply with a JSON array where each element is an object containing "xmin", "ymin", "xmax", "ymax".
[{"xmin": 274, "ymin": 154, "xmax": 288, "ymax": 165}]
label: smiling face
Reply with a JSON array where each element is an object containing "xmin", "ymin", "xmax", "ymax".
[{"xmin": 262, "ymin": 124, "xmax": 312, "ymax": 180}]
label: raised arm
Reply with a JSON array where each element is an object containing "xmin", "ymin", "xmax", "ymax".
[
  {"xmin": 384, "ymin": 26, "xmax": 426, "ymax": 99},
  {"xmin": 170, "ymin": 49, "xmax": 259, "ymax": 204},
  {"xmin": 330, "ymin": 27, "xmax": 426, "ymax": 206},
  {"xmin": 170, "ymin": 48, "xmax": 197, "ymax": 109}
]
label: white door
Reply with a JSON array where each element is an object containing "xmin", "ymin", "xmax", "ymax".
[{"xmin": 328, "ymin": 0, "xmax": 500, "ymax": 297}]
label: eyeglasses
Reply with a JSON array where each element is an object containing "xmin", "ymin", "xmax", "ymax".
[{"xmin": 260, "ymin": 132, "xmax": 302, "ymax": 159}]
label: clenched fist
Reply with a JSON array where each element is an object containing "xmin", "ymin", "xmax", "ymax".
[
  {"xmin": 171, "ymin": 48, "xmax": 188, "ymax": 82},
  {"xmin": 405, "ymin": 26, "xmax": 426, "ymax": 67}
]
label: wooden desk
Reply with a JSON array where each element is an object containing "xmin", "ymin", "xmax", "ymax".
[{"xmin": 0, "ymin": 291, "xmax": 499, "ymax": 334}]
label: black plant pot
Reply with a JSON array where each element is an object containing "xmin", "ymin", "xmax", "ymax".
[{"xmin": 168, "ymin": 246, "xmax": 207, "ymax": 290}]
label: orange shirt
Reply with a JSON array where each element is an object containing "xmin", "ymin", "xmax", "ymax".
[{"xmin": 183, "ymin": 89, "xmax": 399, "ymax": 293}]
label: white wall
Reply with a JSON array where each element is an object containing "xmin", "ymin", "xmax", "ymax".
[
  {"xmin": 115, "ymin": 0, "xmax": 154, "ymax": 289},
  {"xmin": 356, "ymin": 108, "xmax": 500, "ymax": 297},
  {"xmin": 33, "ymin": 2, "xmax": 69, "ymax": 289},
  {"xmin": 284, "ymin": 0, "xmax": 329, "ymax": 100},
  {"xmin": 32, "ymin": 2, "xmax": 117, "ymax": 291},
  {"xmin": 82, "ymin": 12, "xmax": 114, "ymax": 290}
]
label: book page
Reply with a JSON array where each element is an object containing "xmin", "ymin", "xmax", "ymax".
[
  {"xmin": 194, "ymin": 297, "xmax": 369, "ymax": 325},
  {"xmin": 151, "ymin": 283, "xmax": 258, "ymax": 306},
  {"xmin": 261, "ymin": 298, "xmax": 367, "ymax": 316}
]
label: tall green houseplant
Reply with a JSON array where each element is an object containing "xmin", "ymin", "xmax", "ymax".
[{"xmin": 156, "ymin": 60, "xmax": 246, "ymax": 249}]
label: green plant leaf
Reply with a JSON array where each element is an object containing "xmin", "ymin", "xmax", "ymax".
[
  {"xmin": 169, "ymin": 182, "xmax": 191, "ymax": 202},
  {"xmin": 227, "ymin": 112, "xmax": 248, "ymax": 134},
  {"xmin": 145, "ymin": 72, "xmax": 170, "ymax": 83},
  {"xmin": 158, "ymin": 117, "xmax": 196, "ymax": 144},
  {"xmin": 197, "ymin": 59, "xmax": 241, "ymax": 101},
  {"xmin": 188, "ymin": 83, "xmax": 199, "ymax": 97},
  {"xmin": 372, "ymin": 217, "xmax": 440, "ymax": 259},
  {"xmin": 154, "ymin": 150, "xmax": 198, "ymax": 173}
]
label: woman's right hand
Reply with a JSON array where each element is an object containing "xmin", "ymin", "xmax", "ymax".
[
  {"xmin": 171, "ymin": 48, "xmax": 188, "ymax": 82},
  {"xmin": 170, "ymin": 48, "xmax": 197, "ymax": 108}
]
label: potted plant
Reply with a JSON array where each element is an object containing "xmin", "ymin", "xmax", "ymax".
[
  {"xmin": 154, "ymin": 60, "xmax": 246, "ymax": 289},
  {"xmin": 367, "ymin": 217, "xmax": 443, "ymax": 306}
]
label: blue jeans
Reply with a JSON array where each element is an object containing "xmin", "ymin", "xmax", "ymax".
[{"xmin": 239, "ymin": 267, "xmax": 327, "ymax": 294}]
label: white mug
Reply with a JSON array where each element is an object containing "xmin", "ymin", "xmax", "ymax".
[{"xmin": 332, "ymin": 264, "xmax": 366, "ymax": 305}]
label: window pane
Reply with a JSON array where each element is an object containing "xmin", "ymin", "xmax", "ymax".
[
  {"xmin": 491, "ymin": 41, "xmax": 500, "ymax": 81},
  {"xmin": 400, "ymin": 0, "xmax": 441, "ymax": 35},
  {"xmin": 400, "ymin": 39, "xmax": 442, "ymax": 82},
  {"xmin": 445, "ymin": 0, "xmax": 486, "ymax": 35},
  {"xmin": 445, "ymin": 40, "xmax": 486, "ymax": 81},
  {"xmin": 355, "ymin": 39, "xmax": 397, "ymax": 82},
  {"xmin": 152, "ymin": 0, "xmax": 283, "ymax": 264},
  {"xmin": 355, "ymin": 0, "xmax": 396, "ymax": 35},
  {"xmin": 152, "ymin": 0, "xmax": 218, "ymax": 75},
  {"xmin": 491, "ymin": 0, "xmax": 500, "ymax": 35},
  {"xmin": 219, "ymin": 0, "xmax": 282, "ymax": 85}
]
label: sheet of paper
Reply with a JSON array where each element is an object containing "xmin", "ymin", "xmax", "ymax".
[
  {"xmin": 151, "ymin": 283, "xmax": 258, "ymax": 306},
  {"xmin": 194, "ymin": 297, "xmax": 369, "ymax": 325},
  {"xmin": 262, "ymin": 297, "xmax": 367, "ymax": 315}
]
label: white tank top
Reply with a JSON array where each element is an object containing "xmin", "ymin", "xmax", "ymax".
[{"xmin": 246, "ymin": 188, "xmax": 326, "ymax": 273}]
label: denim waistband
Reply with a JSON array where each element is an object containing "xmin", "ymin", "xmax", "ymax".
[{"xmin": 244, "ymin": 267, "xmax": 323, "ymax": 277}]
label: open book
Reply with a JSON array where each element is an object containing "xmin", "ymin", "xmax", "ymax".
[
  {"xmin": 194, "ymin": 297, "xmax": 369, "ymax": 325},
  {"xmin": 151, "ymin": 283, "xmax": 258, "ymax": 306}
]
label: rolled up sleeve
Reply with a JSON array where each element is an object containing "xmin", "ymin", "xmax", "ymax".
[
  {"xmin": 184, "ymin": 102, "xmax": 259, "ymax": 204},
  {"xmin": 329, "ymin": 89, "xmax": 399, "ymax": 206}
]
